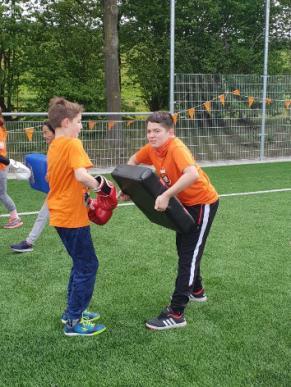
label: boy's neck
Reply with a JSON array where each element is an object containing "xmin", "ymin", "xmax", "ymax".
[
  {"xmin": 55, "ymin": 128, "xmax": 73, "ymax": 138},
  {"xmin": 154, "ymin": 137, "xmax": 174, "ymax": 157}
]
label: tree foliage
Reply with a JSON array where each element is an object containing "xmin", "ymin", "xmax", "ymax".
[
  {"xmin": 0, "ymin": 1, "xmax": 30, "ymax": 111},
  {"xmin": 24, "ymin": 0, "xmax": 105, "ymax": 111},
  {"xmin": 1, "ymin": 0, "xmax": 105, "ymax": 111},
  {"xmin": 120, "ymin": 0, "xmax": 291, "ymax": 110},
  {"xmin": 0, "ymin": 0, "xmax": 290, "ymax": 112}
]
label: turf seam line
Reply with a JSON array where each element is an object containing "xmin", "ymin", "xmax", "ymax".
[{"xmin": 1, "ymin": 187, "xmax": 290, "ymax": 217}]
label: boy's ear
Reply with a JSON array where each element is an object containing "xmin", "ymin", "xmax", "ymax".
[{"xmin": 61, "ymin": 117, "xmax": 70, "ymax": 128}]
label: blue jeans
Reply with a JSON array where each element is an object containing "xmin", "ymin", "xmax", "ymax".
[{"xmin": 56, "ymin": 226, "xmax": 99, "ymax": 320}]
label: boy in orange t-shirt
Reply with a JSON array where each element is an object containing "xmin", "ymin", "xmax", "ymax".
[
  {"xmin": 122, "ymin": 111, "xmax": 219, "ymax": 331},
  {"xmin": 47, "ymin": 97, "xmax": 106, "ymax": 337}
]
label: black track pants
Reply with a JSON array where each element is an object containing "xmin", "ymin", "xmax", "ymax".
[{"xmin": 170, "ymin": 200, "xmax": 219, "ymax": 313}]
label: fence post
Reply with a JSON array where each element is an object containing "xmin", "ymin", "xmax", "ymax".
[
  {"xmin": 260, "ymin": 0, "xmax": 271, "ymax": 160},
  {"xmin": 169, "ymin": 0, "xmax": 175, "ymax": 114}
]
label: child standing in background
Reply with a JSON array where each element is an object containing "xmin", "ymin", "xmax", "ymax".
[
  {"xmin": 0, "ymin": 112, "xmax": 23, "ymax": 229},
  {"xmin": 11, "ymin": 122, "xmax": 55, "ymax": 252}
]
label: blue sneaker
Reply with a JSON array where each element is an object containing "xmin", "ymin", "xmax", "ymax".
[
  {"xmin": 64, "ymin": 319, "xmax": 106, "ymax": 337},
  {"xmin": 61, "ymin": 310, "xmax": 100, "ymax": 324},
  {"xmin": 11, "ymin": 240, "xmax": 33, "ymax": 252}
]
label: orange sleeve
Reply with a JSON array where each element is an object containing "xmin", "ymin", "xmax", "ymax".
[
  {"xmin": 0, "ymin": 128, "xmax": 7, "ymax": 170},
  {"xmin": 69, "ymin": 139, "xmax": 93, "ymax": 170},
  {"xmin": 135, "ymin": 144, "xmax": 152, "ymax": 165},
  {"xmin": 172, "ymin": 145, "xmax": 195, "ymax": 173}
]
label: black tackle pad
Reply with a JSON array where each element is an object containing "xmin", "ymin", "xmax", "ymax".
[{"xmin": 111, "ymin": 164, "xmax": 195, "ymax": 233}]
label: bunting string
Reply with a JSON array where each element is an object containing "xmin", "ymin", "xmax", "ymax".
[{"xmin": 21, "ymin": 89, "xmax": 291, "ymax": 139}]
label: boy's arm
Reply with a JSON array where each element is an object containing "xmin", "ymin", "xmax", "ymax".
[
  {"xmin": 74, "ymin": 167, "xmax": 99, "ymax": 191},
  {"xmin": 128, "ymin": 154, "xmax": 138, "ymax": 165},
  {"xmin": 155, "ymin": 165, "xmax": 199, "ymax": 212}
]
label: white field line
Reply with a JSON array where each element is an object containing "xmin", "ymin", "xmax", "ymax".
[{"xmin": 1, "ymin": 188, "xmax": 290, "ymax": 218}]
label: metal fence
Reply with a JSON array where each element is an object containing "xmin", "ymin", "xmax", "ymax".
[
  {"xmin": 5, "ymin": 118, "xmax": 148, "ymax": 169},
  {"xmin": 3, "ymin": 74, "xmax": 291, "ymax": 168},
  {"xmin": 175, "ymin": 74, "xmax": 291, "ymax": 161}
]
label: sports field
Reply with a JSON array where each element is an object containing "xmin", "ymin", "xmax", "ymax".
[{"xmin": 0, "ymin": 161, "xmax": 290, "ymax": 387}]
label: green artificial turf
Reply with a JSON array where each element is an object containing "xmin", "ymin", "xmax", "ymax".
[{"xmin": 0, "ymin": 162, "xmax": 290, "ymax": 386}]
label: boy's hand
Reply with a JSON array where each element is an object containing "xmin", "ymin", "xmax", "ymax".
[
  {"xmin": 155, "ymin": 193, "xmax": 170, "ymax": 212},
  {"xmin": 118, "ymin": 191, "xmax": 130, "ymax": 201}
]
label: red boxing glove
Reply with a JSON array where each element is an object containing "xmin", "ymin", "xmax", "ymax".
[
  {"xmin": 94, "ymin": 175, "xmax": 115, "ymax": 196},
  {"xmin": 88, "ymin": 182, "xmax": 118, "ymax": 225}
]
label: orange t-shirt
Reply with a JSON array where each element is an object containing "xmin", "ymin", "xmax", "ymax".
[
  {"xmin": 135, "ymin": 137, "xmax": 218, "ymax": 206},
  {"xmin": 0, "ymin": 127, "xmax": 7, "ymax": 171},
  {"xmin": 47, "ymin": 137, "xmax": 93, "ymax": 228}
]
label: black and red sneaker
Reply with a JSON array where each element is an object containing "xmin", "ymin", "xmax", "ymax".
[
  {"xmin": 145, "ymin": 306, "xmax": 187, "ymax": 330},
  {"xmin": 189, "ymin": 288, "xmax": 208, "ymax": 302}
]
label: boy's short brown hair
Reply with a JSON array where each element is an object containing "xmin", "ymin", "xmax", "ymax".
[
  {"xmin": 48, "ymin": 97, "xmax": 83, "ymax": 129},
  {"xmin": 146, "ymin": 111, "xmax": 174, "ymax": 130}
]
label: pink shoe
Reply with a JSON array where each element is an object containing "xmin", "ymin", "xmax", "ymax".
[{"xmin": 3, "ymin": 217, "xmax": 23, "ymax": 229}]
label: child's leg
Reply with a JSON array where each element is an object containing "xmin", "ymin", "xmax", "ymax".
[
  {"xmin": 192, "ymin": 267, "xmax": 203, "ymax": 292},
  {"xmin": 0, "ymin": 169, "xmax": 17, "ymax": 214},
  {"xmin": 26, "ymin": 200, "xmax": 49, "ymax": 245},
  {"xmin": 56, "ymin": 226, "xmax": 99, "ymax": 321},
  {"xmin": 171, "ymin": 200, "xmax": 219, "ymax": 312}
]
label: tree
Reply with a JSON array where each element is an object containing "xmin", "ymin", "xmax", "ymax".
[
  {"xmin": 0, "ymin": 1, "xmax": 29, "ymax": 111},
  {"xmin": 103, "ymin": 0, "xmax": 121, "ymax": 119},
  {"xmin": 103, "ymin": 0, "xmax": 123, "ymax": 161},
  {"xmin": 22, "ymin": 0, "xmax": 105, "ymax": 111},
  {"xmin": 120, "ymin": 0, "xmax": 291, "ymax": 111},
  {"xmin": 0, "ymin": 0, "xmax": 290, "ymax": 113},
  {"xmin": 120, "ymin": 1, "xmax": 170, "ymax": 111}
]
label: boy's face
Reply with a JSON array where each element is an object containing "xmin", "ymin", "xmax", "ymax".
[
  {"xmin": 42, "ymin": 125, "xmax": 55, "ymax": 145},
  {"xmin": 65, "ymin": 113, "xmax": 82, "ymax": 138},
  {"xmin": 146, "ymin": 122, "xmax": 171, "ymax": 148}
]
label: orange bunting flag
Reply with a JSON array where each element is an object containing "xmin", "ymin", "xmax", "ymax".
[
  {"xmin": 265, "ymin": 98, "xmax": 272, "ymax": 105},
  {"xmin": 284, "ymin": 100, "xmax": 291, "ymax": 109},
  {"xmin": 171, "ymin": 113, "xmax": 178, "ymax": 125},
  {"xmin": 88, "ymin": 120, "xmax": 96, "ymax": 130},
  {"xmin": 187, "ymin": 108, "xmax": 196, "ymax": 120},
  {"xmin": 218, "ymin": 94, "xmax": 225, "ymax": 106},
  {"xmin": 108, "ymin": 120, "xmax": 115, "ymax": 131},
  {"xmin": 203, "ymin": 101, "xmax": 211, "ymax": 113},
  {"xmin": 126, "ymin": 120, "xmax": 134, "ymax": 127},
  {"xmin": 232, "ymin": 89, "xmax": 240, "ymax": 96},
  {"xmin": 24, "ymin": 127, "xmax": 34, "ymax": 142},
  {"xmin": 248, "ymin": 96, "xmax": 255, "ymax": 107}
]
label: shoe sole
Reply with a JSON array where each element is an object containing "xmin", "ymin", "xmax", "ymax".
[
  {"xmin": 145, "ymin": 321, "xmax": 187, "ymax": 331},
  {"xmin": 189, "ymin": 296, "xmax": 208, "ymax": 302},
  {"xmin": 64, "ymin": 326, "xmax": 106, "ymax": 337},
  {"xmin": 4, "ymin": 222, "xmax": 23, "ymax": 229},
  {"xmin": 11, "ymin": 248, "xmax": 33, "ymax": 253},
  {"xmin": 61, "ymin": 314, "xmax": 101, "ymax": 324}
]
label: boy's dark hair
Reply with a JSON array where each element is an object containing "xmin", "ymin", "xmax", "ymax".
[
  {"xmin": 48, "ymin": 97, "xmax": 83, "ymax": 129},
  {"xmin": 43, "ymin": 121, "xmax": 55, "ymax": 134},
  {"xmin": 146, "ymin": 111, "xmax": 174, "ymax": 129},
  {"xmin": 0, "ymin": 113, "xmax": 5, "ymax": 128}
]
